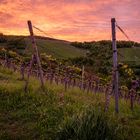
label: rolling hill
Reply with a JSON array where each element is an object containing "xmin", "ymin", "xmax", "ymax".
[
  {"xmin": 0, "ymin": 35, "xmax": 140, "ymax": 76},
  {"xmin": 0, "ymin": 35, "xmax": 86, "ymax": 59}
]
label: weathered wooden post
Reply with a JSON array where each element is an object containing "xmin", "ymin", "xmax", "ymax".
[
  {"xmin": 111, "ymin": 18, "xmax": 119, "ymax": 113},
  {"xmin": 24, "ymin": 54, "xmax": 35, "ymax": 92},
  {"xmin": 20, "ymin": 62, "xmax": 25, "ymax": 80},
  {"xmin": 4, "ymin": 51, "xmax": 7, "ymax": 67},
  {"xmin": 81, "ymin": 65, "xmax": 85, "ymax": 90},
  {"xmin": 105, "ymin": 84, "xmax": 110, "ymax": 112},
  {"xmin": 64, "ymin": 68, "xmax": 68, "ymax": 91},
  {"xmin": 130, "ymin": 89, "xmax": 135, "ymax": 111},
  {"xmin": 27, "ymin": 20, "xmax": 45, "ymax": 89}
]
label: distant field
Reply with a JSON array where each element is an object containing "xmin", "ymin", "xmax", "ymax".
[{"xmin": 118, "ymin": 47, "xmax": 140, "ymax": 64}]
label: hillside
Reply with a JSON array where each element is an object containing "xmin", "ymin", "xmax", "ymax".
[
  {"xmin": 0, "ymin": 66, "xmax": 140, "ymax": 139},
  {"xmin": 70, "ymin": 41, "xmax": 140, "ymax": 76},
  {"xmin": 0, "ymin": 35, "xmax": 86, "ymax": 59}
]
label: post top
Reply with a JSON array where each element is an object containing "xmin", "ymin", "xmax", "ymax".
[
  {"xmin": 111, "ymin": 18, "xmax": 116, "ymax": 22},
  {"xmin": 27, "ymin": 20, "xmax": 31, "ymax": 24}
]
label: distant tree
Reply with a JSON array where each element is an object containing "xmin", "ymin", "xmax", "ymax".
[
  {"xmin": 0, "ymin": 33, "xmax": 7, "ymax": 43},
  {"xmin": 71, "ymin": 40, "xmax": 140, "ymax": 50}
]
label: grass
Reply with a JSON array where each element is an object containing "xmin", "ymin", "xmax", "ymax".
[
  {"xmin": 0, "ymin": 35, "xmax": 86, "ymax": 59},
  {"xmin": 118, "ymin": 47, "xmax": 140, "ymax": 63},
  {"xmin": 0, "ymin": 66, "xmax": 140, "ymax": 140},
  {"xmin": 36, "ymin": 38, "xmax": 86, "ymax": 59}
]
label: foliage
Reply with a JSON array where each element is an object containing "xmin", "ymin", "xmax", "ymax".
[
  {"xmin": 70, "ymin": 41, "xmax": 113, "ymax": 75},
  {"xmin": 0, "ymin": 48, "xmax": 22, "ymax": 63},
  {"xmin": 71, "ymin": 41, "xmax": 95, "ymax": 49},
  {"xmin": 71, "ymin": 40, "xmax": 140, "ymax": 49},
  {"xmin": 118, "ymin": 63, "xmax": 136, "ymax": 89},
  {"xmin": 87, "ymin": 42, "xmax": 112, "ymax": 74},
  {"xmin": 70, "ymin": 40, "xmax": 140, "ymax": 88}
]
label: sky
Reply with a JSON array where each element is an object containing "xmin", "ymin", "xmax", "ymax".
[{"xmin": 0, "ymin": 0, "xmax": 140, "ymax": 42}]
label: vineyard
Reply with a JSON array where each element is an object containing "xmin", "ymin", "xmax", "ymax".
[
  {"xmin": 0, "ymin": 46, "xmax": 140, "ymax": 110},
  {"xmin": 0, "ymin": 19, "xmax": 140, "ymax": 139},
  {"xmin": 0, "ymin": 56, "xmax": 140, "ymax": 139}
]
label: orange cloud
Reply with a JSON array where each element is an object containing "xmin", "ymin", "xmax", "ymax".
[{"xmin": 0, "ymin": 0, "xmax": 140, "ymax": 42}]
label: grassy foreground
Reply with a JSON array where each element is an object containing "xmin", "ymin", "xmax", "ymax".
[{"xmin": 0, "ymin": 67, "xmax": 140, "ymax": 140}]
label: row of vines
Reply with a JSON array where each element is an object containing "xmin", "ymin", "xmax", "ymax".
[{"xmin": 0, "ymin": 47, "xmax": 140, "ymax": 111}]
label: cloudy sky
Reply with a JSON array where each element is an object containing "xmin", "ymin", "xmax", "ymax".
[{"xmin": 0, "ymin": 0, "xmax": 140, "ymax": 41}]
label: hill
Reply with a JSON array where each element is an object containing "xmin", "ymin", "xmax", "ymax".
[
  {"xmin": 0, "ymin": 35, "xmax": 86, "ymax": 59},
  {"xmin": 0, "ymin": 66, "xmax": 140, "ymax": 139}
]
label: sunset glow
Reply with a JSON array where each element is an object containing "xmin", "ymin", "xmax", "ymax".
[{"xmin": 0, "ymin": 0, "xmax": 140, "ymax": 42}]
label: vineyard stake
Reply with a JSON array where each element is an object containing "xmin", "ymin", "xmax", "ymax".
[
  {"xmin": 27, "ymin": 20, "xmax": 45, "ymax": 89},
  {"xmin": 24, "ymin": 54, "xmax": 35, "ymax": 92},
  {"xmin": 81, "ymin": 65, "xmax": 85, "ymax": 90},
  {"xmin": 111, "ymin": 18, "xmax": 119, "ymax": 113}
]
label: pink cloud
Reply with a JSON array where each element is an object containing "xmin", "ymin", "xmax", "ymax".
[{"xmin": 0, "ymin": 0, "xmax": 140, "ymax": 42}]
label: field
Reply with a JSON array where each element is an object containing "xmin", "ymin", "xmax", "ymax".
[
  {"xmin": 0, "ymin": 66, "xmax": 140, "ymax": 140},
  {"xmin": 119, "ymin": 47, "xmax": 140, "ymax": 64}
]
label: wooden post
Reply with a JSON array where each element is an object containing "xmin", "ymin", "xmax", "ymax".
[
  {"xmin": 27, "ymin": 20, "xmax": 45, "ymax": 89},
  {"xmin": 20, "ymin": 62, "xmax": 25, "ymax": 80},
  {"xmin": 105, "ymin": 84, "xmax": 110, "ymax": 112},
  {"xmin": 24, "ymin": 54, "xmax": 35, "ymax": 92},
  {"xmin": 130, "ymin": 89, "xmax": 134, "ymax": 111},
  {"xmin": 111, "ymin": 18, "xmax": 119, "ymax": 113},
  {"xmin": 81, "ymin": 65, "xmax": 84, "ymax": 90}
]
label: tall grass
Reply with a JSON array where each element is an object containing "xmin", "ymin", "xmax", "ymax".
[{"xmin": 56, "ymin": 107, "xmax": 125, "ymax": 140}]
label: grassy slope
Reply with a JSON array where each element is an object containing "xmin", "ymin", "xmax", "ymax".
[
  {"xmin": 36, "ymin": 39, "xmax": 86, "ymax": 59},
  {"xmin": 0, "ymin": 36, "xmax": 86, "ymax": 59},
  {"xmin": 0, "ymin": 67, "xmax": 140, "ymax": 139},
  {"xmin": 1, "ymin": 36, "xmax": 140, "ymax": 61}
]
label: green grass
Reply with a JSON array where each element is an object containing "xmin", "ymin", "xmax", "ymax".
[
  {"xmin": 0, "ymin": 36, "xmax": 86, "ymax": 59},
  {"xmin": 0, "ymin": 66, "xmax": 140, "ymax": 139},
  {"xmin": 36, "ymin": 39, "xmax": 86, "ymax": 59},
  {"xmin": 118, "ymin": 47, "xmax": 140, "ymax": 64}
]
